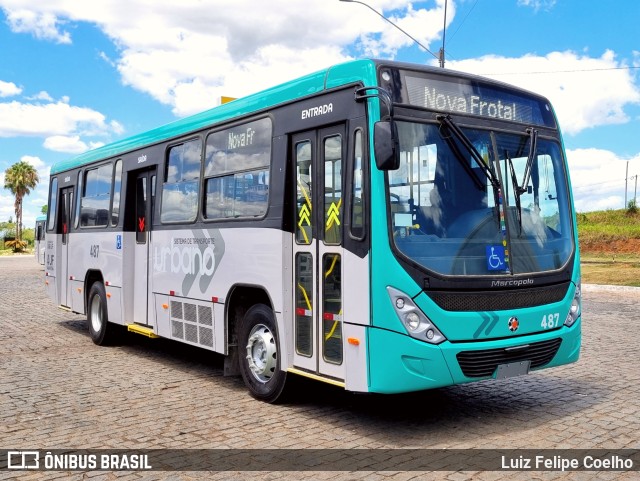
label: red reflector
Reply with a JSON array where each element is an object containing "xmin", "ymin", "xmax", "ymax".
[
  {"xmin": 323, "ymin": 313, "xmax": 333, "ymax": 321},
  {"xmin": 105, "ymin": 281, "xmax": 110, "ymax": 286},
  {"xmin": 212, "ymin": 297, "xmax": 218, "ymax": 303},
  {"xmin": 169, "ymin": 290, "xmax": 175, "ymax": 296}
]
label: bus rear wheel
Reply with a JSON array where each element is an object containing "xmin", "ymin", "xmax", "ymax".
[
  {"xmin": 87, "ymin": 282, "xmax": 117, "ymax": 345},
  {"xmin": 238, "ymin": 304, "xmax": 288, "ymax": 403}
]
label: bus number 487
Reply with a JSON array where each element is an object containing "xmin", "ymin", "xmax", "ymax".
[
  {"xmin": 541, "ymin": 313, "xmax": 560, "ymax": 329},
  {"xmin": 90, "ymin": 245, "xmax": 100, "ymax": 258}
]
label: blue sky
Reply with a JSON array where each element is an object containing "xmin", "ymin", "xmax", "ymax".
[{"xmin": 1, "ymin": 0, "xmax": 639, "ymax": 229}]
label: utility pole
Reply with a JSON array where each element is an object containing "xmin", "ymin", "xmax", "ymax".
[
  {"xmin": 625, "ymin": 160, "xmax": 628, "ymax": 207},
  {"xmin": 439, "ymin": 0, "xmax": 448, "ymax": 69}
]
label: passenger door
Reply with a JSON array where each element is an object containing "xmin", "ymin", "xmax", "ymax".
[
  {"xmin": 132, "ymin": 168, "xmax": 156, "ymax": 326},
  {"xmin": 59, "ymin": 186, "xmax": 73, "ymax": 307},
  {"xmin": 292, "ymin": 125, "xmax": 346, "ymax": 380}
]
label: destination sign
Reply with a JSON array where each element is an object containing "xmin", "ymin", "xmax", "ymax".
[{"xmin": 402, "ymin": 74, "xmax": 556, "ymax": 128}]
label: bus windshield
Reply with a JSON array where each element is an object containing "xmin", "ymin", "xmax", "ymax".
[{"xmin": 388, "ymin": 120, "xmax": 574, "ymax": 276}]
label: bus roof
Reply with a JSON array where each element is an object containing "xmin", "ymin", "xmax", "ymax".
[{"xmin": 50, "ymin": 59, "xmax": 379, "ymax": 175}]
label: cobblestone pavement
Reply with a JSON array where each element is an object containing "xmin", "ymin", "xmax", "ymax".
[{"xmin": 1, "ymin": 256, "xmax": 638, "ymax": 481}]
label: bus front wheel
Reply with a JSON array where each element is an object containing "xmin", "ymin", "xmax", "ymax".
[
  {"xmin": 238, "ymin": 304, "xmax": 288, "ymax": 403},
  {"xmin": 87, "ymin": 282, "xmax": 116, "ymax": 346}
]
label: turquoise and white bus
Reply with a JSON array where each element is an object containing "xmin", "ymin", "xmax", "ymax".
[
  {"xmin": 35, "ymin": 215, "xmax": 47, "ymax": 265},
  {"xmin": 44, "ymin": 59, "xmax": 581, "ymax": 402}
]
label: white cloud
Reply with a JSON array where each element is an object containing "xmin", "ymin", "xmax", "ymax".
[
  {"xmin": 43, "ymin": 135, "xmax": 104, "ymax": 154},
  {"xmin": 0, "ymin": 99, "xmax": 121, "ymax": 140},
  {"xmin": 3, "ymin": 7, "xmax": 71, "ymax": 43},
  {"xmin": 447, "ymin": 50, "xmax": 640, "ymax": 135},
  {"xmin": 0, "ymin": 0, "xmax": 449, "ymax": 116},
  {"xmin": 518, "ymin": 0, "xmax": 557, "ymax": 12},
  {"xmin": 26, "ymin": 91, "xmax": 54, "ymax": 102},
  {"xmin": 567, "ymin": 148, "xmax": 640, "ymax": 212},
  {"xmin": 0, "ymin": 80, "xmax": 22, "ymax": 97}
]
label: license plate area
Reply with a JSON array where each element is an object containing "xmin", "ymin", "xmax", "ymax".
[{"xmin": 495, "ymin": 360, "xmax": 531, "ymax": 379}]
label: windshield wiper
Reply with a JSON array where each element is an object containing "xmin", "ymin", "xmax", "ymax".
[
  {"xmin": 506, "ymin": 151, "xmax": 523, "ymax": 234},
  {"xmin": 437, "ymin": 115, "xmax": 501, "ymax": 192},
  {"xmin": 516, "ymin": 127, "xmax": 538, "ymax": 195}
]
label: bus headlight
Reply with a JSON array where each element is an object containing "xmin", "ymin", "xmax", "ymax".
[
  {"xmin": 387, "ymin": 287, "xmax": 446, "ymax": 344},
  {"xmin": 405, "ymin": 312, "xmax": 420, "ymax": 330},
  {"xmin": 564, "ymin": 280, "xmax": 581, "ymax": 327}
]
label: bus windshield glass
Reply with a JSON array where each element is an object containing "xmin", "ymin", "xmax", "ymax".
[{"xmin": 387, "ymin": 121, "xmax": 574, "ymax": 276}]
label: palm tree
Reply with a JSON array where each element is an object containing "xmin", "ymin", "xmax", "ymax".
[{"xmin": 4, "ymin": 161, "xmax": 39, "ymax": 249}]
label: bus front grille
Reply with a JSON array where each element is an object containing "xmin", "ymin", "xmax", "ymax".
[
  {"xmin": 456, "ymin": 338, "xmax": 562, "ymax": 378},
  {"xmin": 427, "ymin": 282, "xmax": 570, "ymax": 312}
]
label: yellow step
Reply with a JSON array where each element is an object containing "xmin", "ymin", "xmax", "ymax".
[{"xmin": 127, "ymin": 324, "xmax": 159, "ymax": 338}]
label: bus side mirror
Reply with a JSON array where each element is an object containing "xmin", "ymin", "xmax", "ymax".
[{"xmin": 374, "ymin": 120, "xmax": 400, "ymax": 171}]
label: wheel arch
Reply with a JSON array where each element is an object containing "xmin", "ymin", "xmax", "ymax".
[
  {"xmin": 225, "ymin": 283, "xmax": 274, "ymax": 350},
  {"xmin": 84, "ymin": 269, "xmax": 104, "ymax": 313}
]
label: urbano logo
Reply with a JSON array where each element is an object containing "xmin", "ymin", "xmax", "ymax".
[
  {"xmin": 7, "ymin": 451, "xmax": 39, "ymax": 469},
  {"xmin": 154, "ymin": 237, "xmax": 216, "ymax": 276}
]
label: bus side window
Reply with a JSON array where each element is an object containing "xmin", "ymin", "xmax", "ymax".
[
  {"xmin": 81, "ymin": 163, "xmax": 112, "ymax": 228},
  {"xmin": 161, "ymin": 139, "xmax": 201, "ymax": 223},
  {"xmin": 350, "ymin": 129, "xmax": 365, "ymax": 240},
  {"xmin": 203, "ymin": 117, "xmax": 272, "ymax": 220},
  {"xmin": 47, "ymin": 178, "xmax": 58, "ymax": 231},
  {"xmin": 111, "ymin": 159, "xmax": 122, "ymax": 226},
  {"xmin": 74, "ymin": 171, "xmax": 83, "ymax": 229}
]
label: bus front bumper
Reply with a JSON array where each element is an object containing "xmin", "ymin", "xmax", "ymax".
[{"xmin": 367, "ymin": 318, "xmax": 581, "ymax": 394}]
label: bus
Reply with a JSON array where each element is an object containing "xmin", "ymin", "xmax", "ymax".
[
  {"xmin": 35, "ymin": 215, "xmax": 47, "ymax": 265},
  {"xmin": 44, "ymin": 59, "xmax": 581, "ymax": 402}
]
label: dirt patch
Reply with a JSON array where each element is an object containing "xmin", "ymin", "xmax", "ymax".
[{"xmin": 580, "ymin": 238, "xmax": 640, "ymax": 255}]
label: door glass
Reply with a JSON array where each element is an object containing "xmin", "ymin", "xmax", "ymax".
[
  {"xmin": 295, "ymin": 253, "xmax": 313, "ymax": 357},
  {"xmin": 136, "ymin": 176, "xmax": 147, "ymax": 244},
  {"xmin": 351, "ymin": 129, "xmax": 365, "ymax": 239},
  {"xmin": 322, "ymin": 253, "xmax": 342, "ymax": 364},
  {"xmin": 295, "ymin": 141, "xmax": 312, "ymax": 245},
  {"xmin": 61, "ymin": 191, "xmax": 71, "ymax": 245},
  {"xmin": 323, "ymin": 135, "xmax": 342, "ymax": 245},
  {"xmin": 47, "ymin": 178, "xmax": 58, "ymax": 231}
]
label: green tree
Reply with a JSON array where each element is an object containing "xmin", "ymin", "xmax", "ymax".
[
  {"xmin": 41, "ymin": 204, "xmax": 48, "ymax": 214},
  {"xmin": 3, "ymin": 161, "xmax": 39, "ymax": 249}
]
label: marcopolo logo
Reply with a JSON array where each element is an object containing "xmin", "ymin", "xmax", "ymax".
[{"xmin": 491, "ymin": 278, "xmax": 535, "ymax": 288}]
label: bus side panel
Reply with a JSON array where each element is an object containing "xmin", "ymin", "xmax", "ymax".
[
  {"xmin": 67, "ymin": 231, "xmax": 122, "ymax": 316},
  {"xmin": 150, "ymin": 227, "xmax": 284, "ymax": 356},
  {"xmin": 342, "ymin": 252, "xmax": 370, "ymax": 392}
]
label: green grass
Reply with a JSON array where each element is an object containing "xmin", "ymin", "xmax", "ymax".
[
  {"xmin": 577, "ymin": 208, "xmax": 640, "ymax": 286},
  {"xmin": 577, "ymin": 208, "xmax": 640, "ymax": 244}
]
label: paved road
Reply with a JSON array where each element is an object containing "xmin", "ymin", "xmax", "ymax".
[{"xmin": 0, "ymin": 256, "xmax": 638, "ymax": 480}]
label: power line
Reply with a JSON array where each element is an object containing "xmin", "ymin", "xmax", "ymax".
[
  {"xmin": 481, "ymin": 65, "xmax": 640, "ymax": 76},
  {"xmin": 447, "ymin": 0, "xmax": 480, "ymax": 43},
  {"xmin": 573, "ymin": 178, "xmax": 624, "ymax": 190}
]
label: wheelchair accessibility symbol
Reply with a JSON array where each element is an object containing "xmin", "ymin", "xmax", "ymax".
[{"xmin": 486, "ymin": 245, "xmax": 507, "ymax": 271}]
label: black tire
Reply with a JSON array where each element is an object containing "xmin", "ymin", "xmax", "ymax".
[
  {"xmin": 87, "ymin": 282, "xmax": 117, "ymax": 345},
  {"xmin": 238, "ymin": 304, "xmax": 288, "ymax": 403}
]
